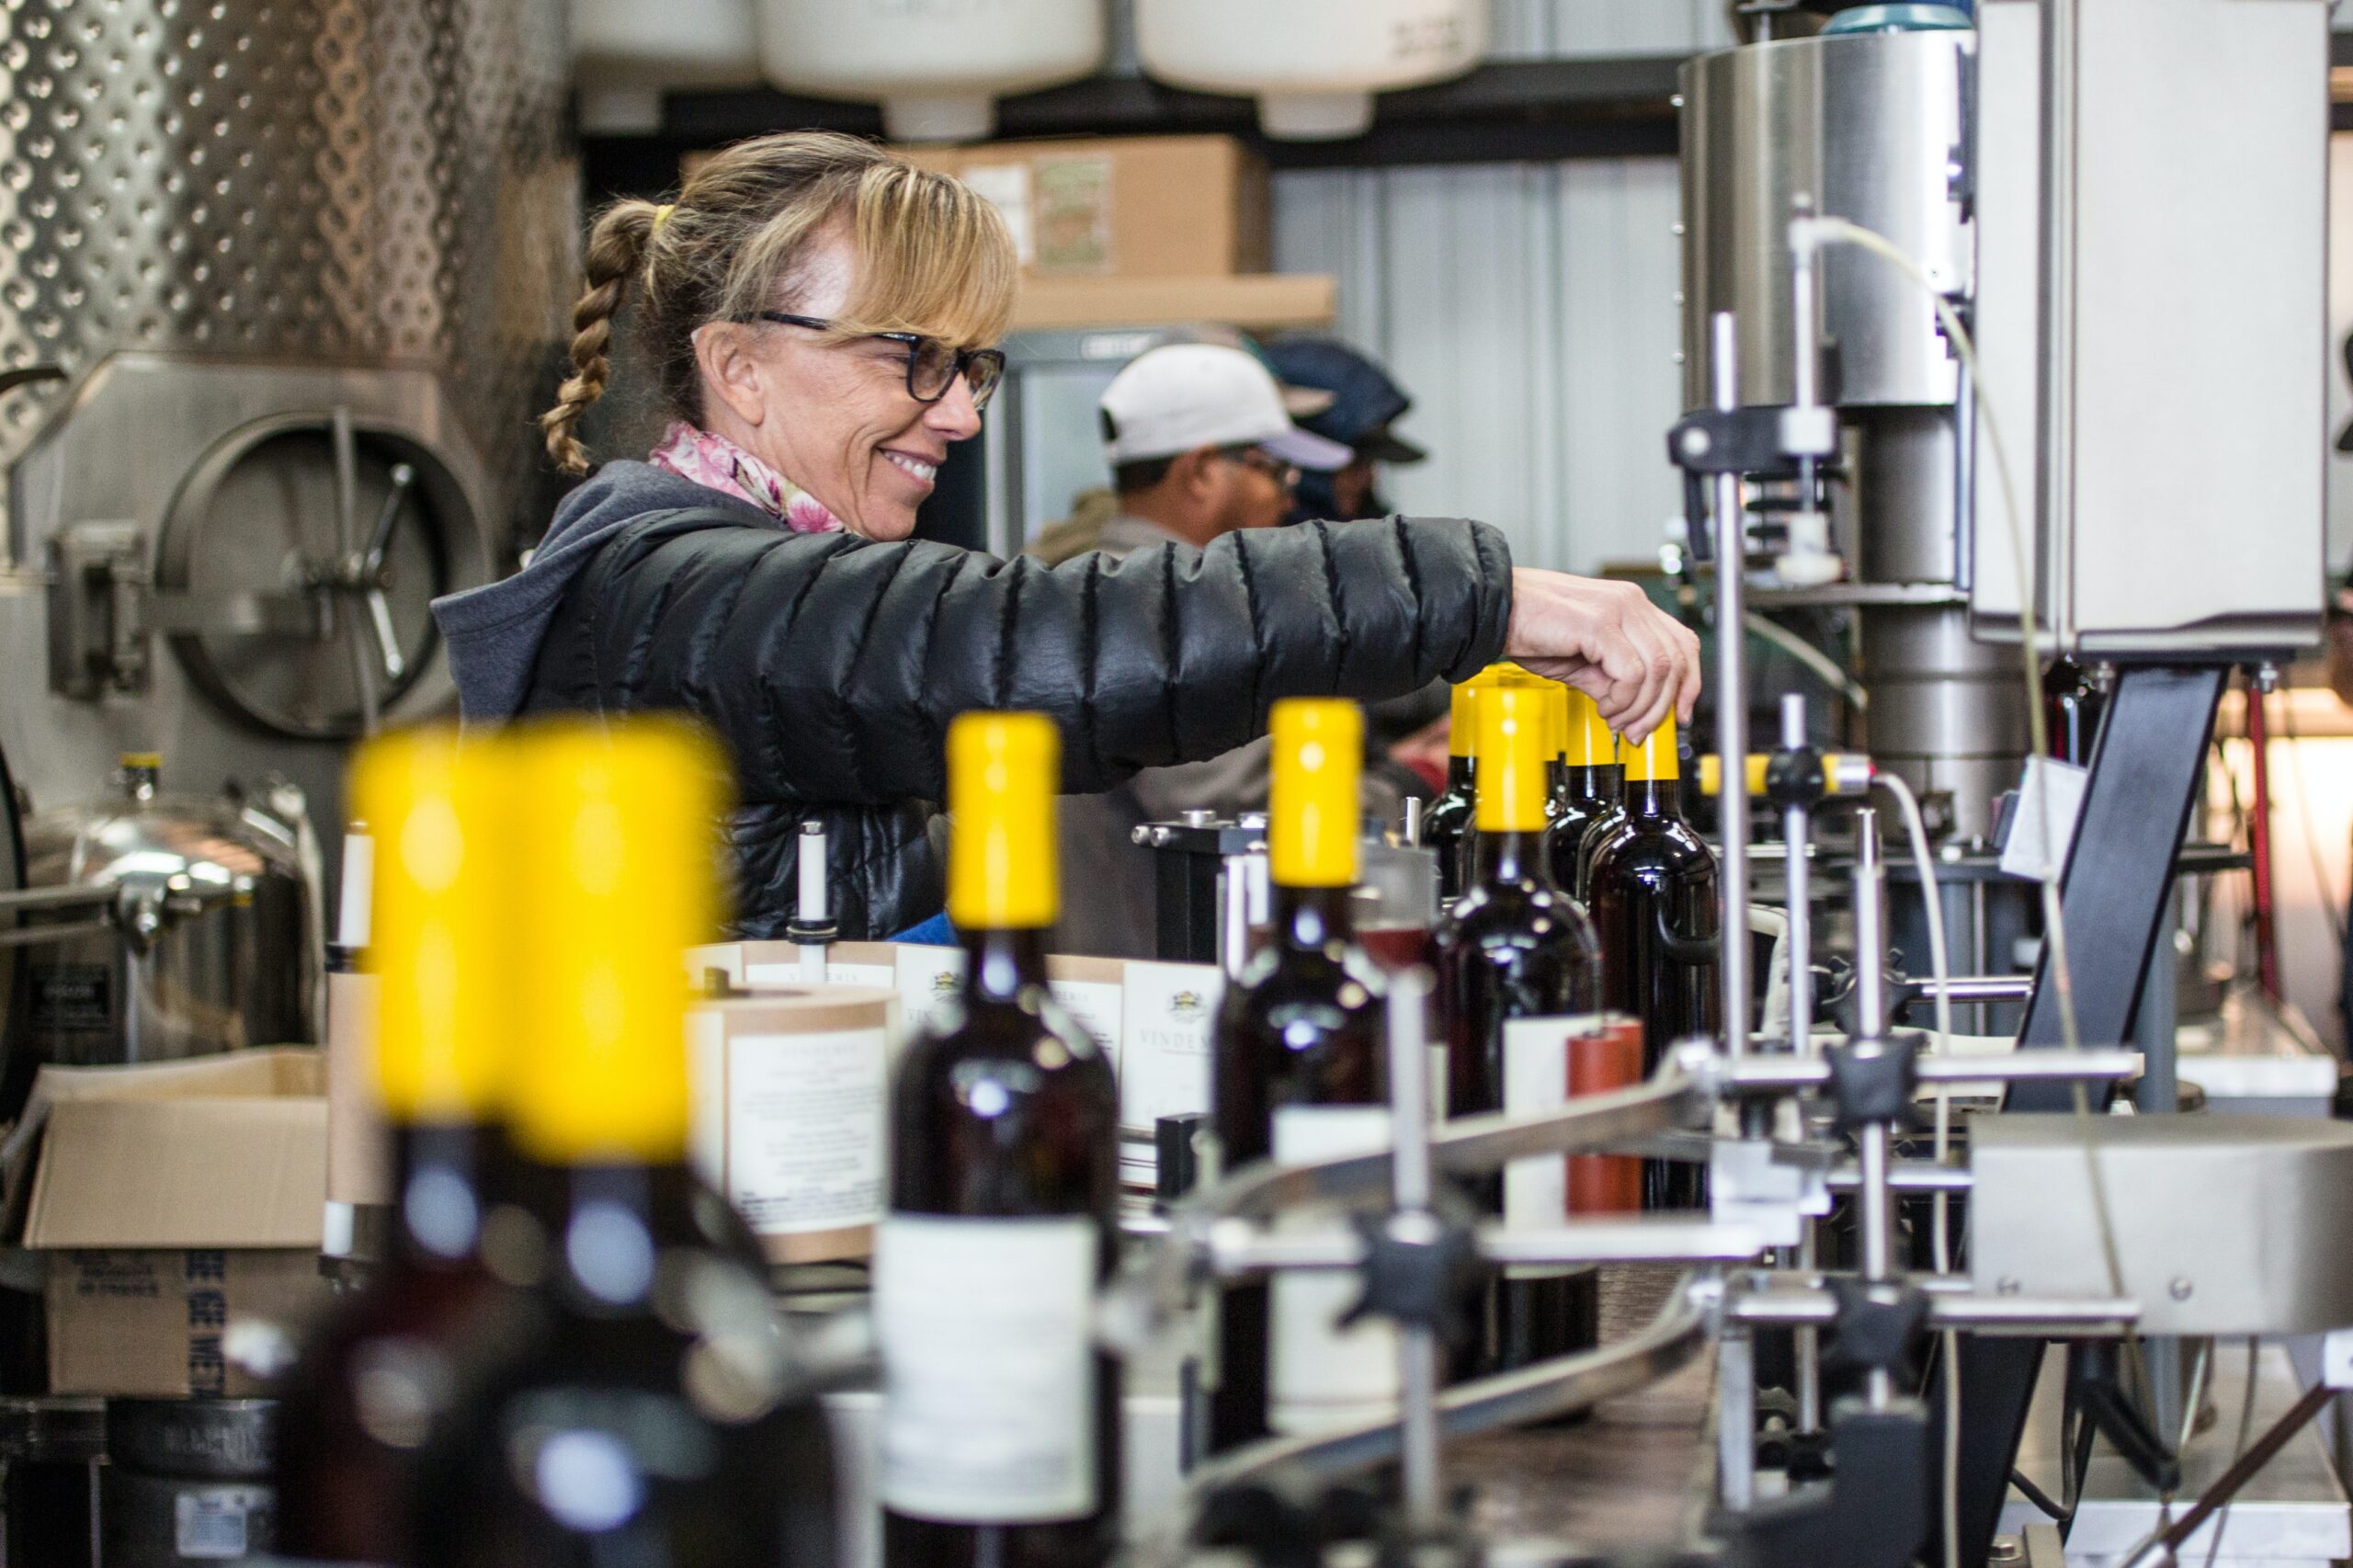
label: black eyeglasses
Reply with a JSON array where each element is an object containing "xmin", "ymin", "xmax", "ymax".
[
  {"xmin": 745, "ymin": 312, "xmax": 1006, "ymax": 410},
  {"xmin": 1222, "ymin": 445, "xmax": 1300, "ymax": 491}
]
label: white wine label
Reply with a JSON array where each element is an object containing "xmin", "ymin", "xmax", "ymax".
[
  {"xmin": 1119, "ymin": 961, "xmax": 1222, "ymax": 1131},
  {"xmin": 893, "ymin": 946, "xmax": 968, "ymax": 1036},
  {"xmin": 876, "ymin": 1214, "xmax": 1099, "ymax": 1522},
  {"xmin": 1049, "ymin": 978, "xmax": 1124, "ymax": 1071},
  {"xmin": 1501, "ymin": 1015, "xmax": 1606, "ymax": 1277},
  {"xmin": 1269, "ymin": 1105, "xmax": 1398, "ymax": 1435},
  {"xmin": 728, "ymin": 1028, "xmax": 888, "ymax": 1234},
  {"xmin": 746, "ymin": 957, "xmax": 897, "ymax": 989}
]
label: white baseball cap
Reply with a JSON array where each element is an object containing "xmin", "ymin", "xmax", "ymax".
[{"xmin": 1098, "ymin": 344, "xmax": 1354, "ymax": 472}]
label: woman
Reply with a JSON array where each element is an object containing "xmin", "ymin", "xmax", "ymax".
[{"xmin": 433, "ymin": 131, "xmax": 1700, "ymax": 940}]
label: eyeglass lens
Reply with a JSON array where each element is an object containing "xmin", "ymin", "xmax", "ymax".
[{"xmin": 907, "ymin": 339, "xmax": 1004, "ymax": 409}]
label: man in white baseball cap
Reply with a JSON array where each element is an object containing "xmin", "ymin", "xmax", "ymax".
[
  {"xmin": 1053, "ymin": 344, "xmax": 1373, "ymax": 957},
  {"xmin": 1094, "ymin": 342, "xmax": 1353, "ymax": 550}
]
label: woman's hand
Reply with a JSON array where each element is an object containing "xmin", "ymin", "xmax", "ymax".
[{"xmin": 1504, "ymin": 568, "xmax": 1702, "ymax": 741}]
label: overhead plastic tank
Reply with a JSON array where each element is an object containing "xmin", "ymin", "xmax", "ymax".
[
  {"xmin": 574, "ymin": 0, "xmax": 760, "ymax": 133},
  {"xmin": 1135, "ymin": 0, "xmax": 1486, "ymax": 140},
  {"xmin": 756, "ymin": 0, "xmax": 1107, "ymax": 142}
]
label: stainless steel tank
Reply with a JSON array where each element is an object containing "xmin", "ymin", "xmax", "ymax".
[
  {"xmin": 0, "ymin": 0, "xmax": 574, "ymax": 911},
  {"xmin": 19, "ymin": 756, "xmax": 318, "ymax": 1065},
  {"xmin": 1680, "ymin": 25, "xmax": 2027, "ymax": 843}
]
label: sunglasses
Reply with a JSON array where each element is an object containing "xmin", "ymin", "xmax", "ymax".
[{"xmin": 745, "ymin": 312, "xmax": 1006, "ymax": 410}]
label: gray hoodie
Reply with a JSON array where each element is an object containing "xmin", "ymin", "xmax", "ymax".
[{"xmin": 429, "ymin": 461, "xmax": 778, "ymax": 722}]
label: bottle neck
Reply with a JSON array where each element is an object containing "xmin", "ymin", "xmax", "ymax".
[
  {"xmin": 390, "ymin": 1120, "xmax": 496, "ymax": 1269},
  {"xmin": 1625, "ymin": 777, "xmax": 1683, "ymax": 818},
  {"xmin": 539, "ymin": 1161, "xmax": 676, "ymax": 1312},
  {"xmin": 1563, "ymin": 764, "xmax": 1621, "ymax": 807},
  {"xmin": 1472, "ymin": 827, "xmax": 1543, "ymax": 884},
  {"xmin": 1271, "ymin": 882, "xmax": 1355, "ymax": 949},
  {"xmin": 961, "ymin": 925, "xmax": 1051, "ymax": 1003}
]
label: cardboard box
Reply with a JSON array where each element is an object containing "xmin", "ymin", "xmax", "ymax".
[
  {"xmin": 1008, "ymin": 273, "xmax": 1336, "ymax": 332},
  {"xmin": 889, "ymin": 136, "xmax": 1269, "ymax": 279},
  {"xmin": 15, "ymin": 1050, "xmax": 332, "ymax": 1397}
]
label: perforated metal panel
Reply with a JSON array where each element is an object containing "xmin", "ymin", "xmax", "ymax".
[{"xmin": 0, "ymin": 0, "xmax": 575, "ymax": 536}]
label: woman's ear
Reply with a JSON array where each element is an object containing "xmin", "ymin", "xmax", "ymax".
[{"xmin": 692, "ymin": 323, "xmax": 769, "ymax": 430}]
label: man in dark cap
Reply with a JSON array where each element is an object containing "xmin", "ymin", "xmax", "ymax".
[{"xmin": 1261, "ymin": 334, "xmax": 1428, "ymax": 524}]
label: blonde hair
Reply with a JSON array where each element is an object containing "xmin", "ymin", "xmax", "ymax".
[{"xmin": 540, "ymin": 131, "xmax": 1018, "ymax": 474}]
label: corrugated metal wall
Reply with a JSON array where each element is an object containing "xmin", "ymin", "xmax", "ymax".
[
  {"xmin": 1259, "ymin": 4, "xmax": 1727, "ymax": 575},
  {"xmin": 1272, "ymin": 158, "xmax": 1690, "ymax": 574}
]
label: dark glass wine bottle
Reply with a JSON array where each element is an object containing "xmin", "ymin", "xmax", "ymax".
[
  {"xmin": 409, "ymin": 720, "xmax": 837, "ymax": 1568},
  {"xmin": 880, "ymin": 713, "xmax": 1122, "ymax": 1568},
  {"xmin": 1434, "ymin": 683, "xmax": 1604, "ymax": 1374},
  {"xmin": 275, "ymin": 730, "xmax": 508, "ymax": 1566},
  {"xmin": 1586, "ymin": 717, "xmax": 1720, "ymax": 1210},
  {"xmin": 1421, "ymin": 676, "xmax": 1482, "ymax": 903},
  {"xmin": 1209, "ymin": 699, "xmax": 1392, "ymax": 1452},
  {"xmin": 1544, "ymin": 687, "xmax": 1623, "ymax": 900}
]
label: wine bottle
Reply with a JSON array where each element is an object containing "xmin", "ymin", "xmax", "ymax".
[
  {"xmin": 1421, "ymin": 676, "xmax": 1482, "ymax": 903},
  {"xmin": 1433, "ymin": 683, "xmax": 1603, "ymax": 1373},
  {"xmin": 1209, "ymin": 699, "xmax": 1392, "ymax": 1451},
  {"xmin": 1544, "ymin": 687, "xmax": 1623, "ymax": 900},
  {"xmin": 1585, "ymin": 717, "xmax": 1720, "ymax": 1210},
  {"xmin": 880, "ymin": 713, "xmax": 1122, "ymax": 1568},
  {"xmin": 410, "ymin": 719, "xmax": 836, "ymax": 1568},
  {"xmin": 274, "ymin": 729, "xmax": 509, "ymax": 1566}
]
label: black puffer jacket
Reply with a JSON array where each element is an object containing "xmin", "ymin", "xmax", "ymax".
[{"xmin": 517, "ymin": 506, "xmax": 1514, "ymax": 939}]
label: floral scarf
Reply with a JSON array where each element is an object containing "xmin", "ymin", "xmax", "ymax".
[{"xmin": 648, "ymin": 420, "xmax": 843, "ymax": 534}]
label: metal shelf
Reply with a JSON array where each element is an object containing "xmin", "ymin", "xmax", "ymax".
[{"xmin": 581, "ymin": 56, "xmax": 1691, "ymax": 200}]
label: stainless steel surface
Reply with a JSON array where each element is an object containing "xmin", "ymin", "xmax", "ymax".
[
  {"xmin": 1924, "ymin": 974, "xmax": 2040, "ymax": 1005},
  {"xmin": 0, "ymin": 0, "xmax": 572, "ymax": 539},
  {"xmin": 1680, "ymin": 30, "xmax": 1971, "ymax": 412},
  {"xmin": 1970, "ymin": 1114, "xmax": 2353, "ymax": 1335},
  {"xmin": 1723, "ymin": 1049, "xmax": 2142, "ymax": 1093},
  {"xmin": 19, "ymin": 760, "xmax": 317, "ymax": 1062},
  {"xmin": 1971, "ymin": 0, "xmax": 2329, "ymax": 654},
  {"xmin": 1711, "ymin": 312, "xmax": 1751, "ymax": 1060},
  {"xmin": 1733, "ymin": 1284, "xmax": 2139, "ymax": 1335},
  {"xmin": 1206, "ymin": 1217, "xmax": 1772, "ymax": 1278},
  {"xmin": 2006, "ymin": 1344, "xmax": 2351, "ymax": 1567},
  {"xmin": 1180, "ymin": 1276, "xmax": 1710, "ymax": 1495},
  {"xmin": 1714, "ymin": 1321, "xmax": 1755, "ymax": 1509},
  {"xmin": 1780, "ymin": 693, "xmax": 1813, "ymax": 1051},
  {"xmin": 1381, "ymin": 972, "xmax": 1443, "ymax": 1525},
  {"xmin": 1859, "ymin": 600, "xmax": 2030, "ymax": 842}
]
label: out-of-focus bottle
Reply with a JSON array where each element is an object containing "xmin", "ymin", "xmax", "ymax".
[
  {"xmin": 878, "ymin": 713, "xmax": 1122, "ymax": 1568},
  {"xmin": 1585, "ymin": 716, "xmax": 1719, "ymax": 1210},
  {"xmin": 1209, "ymin": 699, "xmax": 1392, "ymax": 1450},
  {"xmin": 274, "ymin": 729, "xmax": 510, "ymax": 1566},
  {"xmin": 409, "ymin": 719, "xmax": 837, "ymax": 1568}
]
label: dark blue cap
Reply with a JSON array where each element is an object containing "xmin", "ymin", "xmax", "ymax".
[{"xmin": 1260, "ymin": 335, "xmax": 1427, "ymax": 464}]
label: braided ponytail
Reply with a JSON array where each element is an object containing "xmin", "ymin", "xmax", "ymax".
[{"xmin": 540, "ymin": 199, "xmax": 661, "ymax": 474}]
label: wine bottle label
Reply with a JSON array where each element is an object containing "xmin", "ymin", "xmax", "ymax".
[
  {"xmin": 1269, "ymin": 1106, "xmax": 1399, "ymax": 1434},
  {"xmin": 721, "ymin": 1026, "xmax": 889, "ymax": 1235},
  {"xmin": 1502, "ymin": 1015, "xmax": 1608, "ymax": 1279},
  {"xmin": 876, "ymin": 1214, "xmax": 1099, "ymax": 1523}
]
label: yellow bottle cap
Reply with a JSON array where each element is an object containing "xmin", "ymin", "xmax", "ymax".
[
  {"xmin": 1447, "ymin": 677, "xmax": 1479, "ymax": 760},
  {"xmin": 350, "ymin": 727, "xmax": 509, "ymax": 1126},
  {"xmin": 1624, "ymin": 716, "xmax": 1682, "ymax": 783},
  {"xmin": 1563, "ymin": 688, "xmax": 1617, "ymax": 769},
  {"xmin": 1536, "ymin": 678, "xmax": 1570, "ymax": 764},
  {"xmin": 1269, "ymin": 699, "xmax": 1361, "ymax": 888},
  {"xmin": 1474, "ymin": 685, "xmax": 1552, "ymax": 833},
  {"xmin": 946, "ymin": 711, "xmax": 1059, "ymax": 929},
  {"xmin": 510, "ymin": 717, "xmax": 727, "ymax": 1165},
  {"xmin": 119, "ymin": 751, "xmax": 162, "ymax": 771}
]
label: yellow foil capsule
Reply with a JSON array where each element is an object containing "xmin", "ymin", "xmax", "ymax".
[
  {"xmin": 1563, "ymin": 687, "xmax": 1618, "ymax": 769},
  {"xmin": 946, "ymin": 711, "xmax": 1060, "ymax": 930},
  {"xmin": 511, "ymin": 717, "xmax": 727, "ymax": 1165},
  {"xmin": 350, "ymin": 725, "xmax": 511, "ymax": 1127},
  {"xmin": 1624, "ymin": 716, "xmax": 1683, "ymax": 783},
  {"xmin": 1268, "ymin": 699, "xmax": 1362, "ymax": 889},
  {"xmin": 1474, "ymin": 684, "xmax": 1552, "ymax": 834}
]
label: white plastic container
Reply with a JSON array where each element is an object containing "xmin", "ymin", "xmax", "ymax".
[
  {"xmin": 756, "ymin": 0, "xmax": 1106, "ymax": 143},
  {"xmin": 1135, "ymin": 0, "xmax": 1486, "ymax": 140},
  {"xmin": 574, "ymin": 0, "xmax": 760, "ymax": 134}
]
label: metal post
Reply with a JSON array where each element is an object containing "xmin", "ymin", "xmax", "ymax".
[
  {"xmin": 1711, "ymin": 311, "xmax": 1752, "ymax": 1059},
  {"xmin": 796, "ymin": 820, "xmax": 828, "ymax": 983},
  {"xmin": 1382, "ymin": 970, "xmax": 1444, "ymax": 1526},
  {"xmin": 1719, "ymin": 1318, "xmax": 1757, "ymax": 1509},
  {"xmin": 1780, "ymin": 693, "xmax": 1813, "ymax": 1053},
  {"xmin": 1401, "ymin": 796, "xmax": 1424, "ymax": 849},
  {"xmin": 1851, "ymin": 807, "xmax": 1896, "ymax": 1410}
]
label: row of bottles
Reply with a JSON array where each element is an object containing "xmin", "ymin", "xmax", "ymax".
[
  {"xmin": 1201, "ymin": 668, "xmax": 1721, "ymax": 1454},
  {"xmin": 277, "ymin": 713, "xmax": 1125, "ymax": 1568}
]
